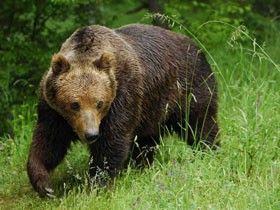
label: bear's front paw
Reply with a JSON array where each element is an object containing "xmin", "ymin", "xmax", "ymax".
[{"xmin": 35, "ymin": 179, "xmax": 55, "ymax": 198}]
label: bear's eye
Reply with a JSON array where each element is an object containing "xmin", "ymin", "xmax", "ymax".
[
  {"xmin": 70, "ymin": 102, "xmax": 80, "ymax": 111},
  {"xmin": 97, "ymin": 101, "xmax": 103, "ymax": 109}
]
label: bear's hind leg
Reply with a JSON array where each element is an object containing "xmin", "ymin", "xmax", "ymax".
[
  {"xmin": 187, "ymin": 108, "xmax": 220, "ymax": 148},
  {"xmin": 165, "ymin": 108, "xmax": 220, "ymax": 148}
]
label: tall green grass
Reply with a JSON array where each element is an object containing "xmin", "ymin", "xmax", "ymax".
[{"xmin": 0, "ymin": 20, "xmax": 279, "ymax": 209}]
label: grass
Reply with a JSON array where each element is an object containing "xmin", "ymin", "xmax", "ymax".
[{"xmin": 0, "ymin": 22, "xmax": 280, "ymax": 209}]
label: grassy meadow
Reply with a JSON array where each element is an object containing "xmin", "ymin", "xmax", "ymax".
[{"xmin": 0, "ymin": 18, "xmax": 280, "ymax": 209}]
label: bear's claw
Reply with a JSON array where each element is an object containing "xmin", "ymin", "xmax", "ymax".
[
  {"xmin": 45, "ymin": 187, "xmax": 55, "ymax": 198},
  {"xmin": 45, "ymin": 187, "xmax": 54, "ymax": 193}
]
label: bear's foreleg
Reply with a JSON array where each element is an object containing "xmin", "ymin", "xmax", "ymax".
[
  {"xmin": 27, "ymin": 99, "xmax": 76, "ymax": 198},
  {"xmin": 130, "ymin": 135, "xmax": 159, "ymax": 167},
  {"xmin": 27, "ymin": 123, "xmax": 73, "ymax": 197}
]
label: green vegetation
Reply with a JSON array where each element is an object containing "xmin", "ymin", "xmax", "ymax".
[{"xmin": 0, "ymin": 1, "xmax": 279, "ymax": 209}]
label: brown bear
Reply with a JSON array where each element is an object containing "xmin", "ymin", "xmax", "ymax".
[{"xmin": 27, "ymin": 24, "xmax": 219, "ymax": 198}]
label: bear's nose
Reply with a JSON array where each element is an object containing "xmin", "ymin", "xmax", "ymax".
[{"xmin": 85, "ymin": 132, "xmax": 99, "ymax": 142}]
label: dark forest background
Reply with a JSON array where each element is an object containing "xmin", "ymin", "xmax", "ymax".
[{"xmin": 0, "ymin": 0, "xmax": 279, "ymax": 137}]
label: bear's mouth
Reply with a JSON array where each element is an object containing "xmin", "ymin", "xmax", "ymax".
[{"xmin": 86, "ymin": 136, "xmax": 100, "ymax": 144}]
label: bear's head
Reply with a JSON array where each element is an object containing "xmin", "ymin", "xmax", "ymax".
[{"xmin": 43, "ymin": 53, "xmax": 117, "ymax": 143}]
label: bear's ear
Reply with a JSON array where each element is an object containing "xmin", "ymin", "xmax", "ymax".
[
  {"xmin": 94, "ymin": 53, "xmax": 114, "ymax": 71},
  {"xmin": 51, "ymin": 54, "xmax": 70, "ymax": 75}
]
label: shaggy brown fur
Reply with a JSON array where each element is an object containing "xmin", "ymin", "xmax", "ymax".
[{"xmin": 27, "ymin": 24, "xmax": 220, "ymax": 198}]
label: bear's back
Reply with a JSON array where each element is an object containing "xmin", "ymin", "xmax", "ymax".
[
  {"xmin": 115, "ymin": 24, "xmax": 216, "ymax": 98},
  {"xmin": 115, "ymin": 24, "xmax": 190, "ymax": 73},
  {"xmin": 115, "ymin": 24, "xmax": 216, "ymax": 135},
  {"xmin": 114, "ymin": 24, "xmax": 206, "ymax": 89}
]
